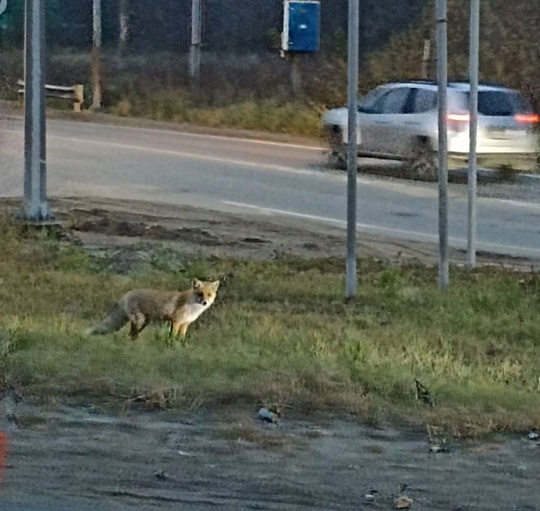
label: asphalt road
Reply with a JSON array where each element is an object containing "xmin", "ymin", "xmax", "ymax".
[{"xmin": 2, "ymin": 116, "xmax": 540, "ymax": 259}]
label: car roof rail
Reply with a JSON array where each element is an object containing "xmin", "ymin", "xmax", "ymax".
[
  {"xmin": 449, "ymin": 79, "xmax": 507, "ymax": 88},
  {"xmin": 390, "ymin": 79, "xmax": 438, "ymax": 85},
  {"xmin": 379, "ymin": 78, "xmax": 509, "ymax": 89}
]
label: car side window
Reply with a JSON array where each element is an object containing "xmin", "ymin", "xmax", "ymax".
[
  {"xmin": 412, "ymin": 89, "xmax": 437, "ymax": 113},
  {"xmin": 379, "ymin": 87, "xmax": 411, "ymax": 114}
]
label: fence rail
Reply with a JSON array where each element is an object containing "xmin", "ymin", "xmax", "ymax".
[{"xmin": 17, "ymin": 79, "xmax": 84, "ymax": 112}]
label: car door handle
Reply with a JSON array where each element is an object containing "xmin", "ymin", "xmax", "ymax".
[{"xmin": 375, "ymin": 121, "xmax": 390, "ymax": 125}]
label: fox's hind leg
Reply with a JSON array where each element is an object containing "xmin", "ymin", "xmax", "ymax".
[{"xmin": 129, "ymin": 313, "xmax": 148, "ymax": 340}]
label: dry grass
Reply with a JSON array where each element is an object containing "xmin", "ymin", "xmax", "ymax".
[
  {"xmin": 2, "ymin": 215, "xmax": 540, "ymax": 436},
  {"xmin": 109, "ymin": 97, "xmax": 322, "ymax": 137},
  {"xmin": 0, "ymin": 49, "xmax": 331, "ymax": 138}
]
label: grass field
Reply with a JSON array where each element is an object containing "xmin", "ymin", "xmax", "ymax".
[{"xmin": 1, "ymin": 216, "xmax": 540, "ymax": 437}]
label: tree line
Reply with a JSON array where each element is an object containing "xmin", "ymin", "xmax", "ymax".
[
  {"xmin": 0, "ymin": 0, "xmax": 424, "ymax": 57},
  {"xmin": 0, "ymin": 1, "xmax": 538, "ymax": 113}
]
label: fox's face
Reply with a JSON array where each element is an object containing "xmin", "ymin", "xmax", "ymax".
[{"xmin": 192, "ymin": 278, "xmax": 220, "ymax": 307}]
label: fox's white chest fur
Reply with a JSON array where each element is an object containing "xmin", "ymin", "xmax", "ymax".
[{"xmin": 180, "ymin": 303, "xmax": 209, "ymax": 324}]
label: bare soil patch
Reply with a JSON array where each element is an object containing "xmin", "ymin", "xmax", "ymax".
[
  {"xmin": 2, "ymin": 403, "xmax": 539, "ymax": 510},
  {"xmin": 2, "ymin": 196, "xmax": 537, "ymax": 270}
]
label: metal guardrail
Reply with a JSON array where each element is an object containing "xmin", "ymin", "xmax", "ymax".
[{"xmin": 17, "ymin": 79, "xmax": 84, "ymax": 112}]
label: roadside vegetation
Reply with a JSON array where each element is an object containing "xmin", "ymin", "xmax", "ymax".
[
  {"xmin": 1, "ymin": 215, "xmax": 540, "ymax": 437},
  {"xmin": 1, "ymin": 2, "xmax": 538, "ymax": 139}
]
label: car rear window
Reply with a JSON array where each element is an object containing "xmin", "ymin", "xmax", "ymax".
[
  {"xmin": 412, "ymin": 89, "xmax": 437, "ymax": 113},
  {"xmin": 469, "ymin": 91, "xmax": 533, "ymax": 116}
]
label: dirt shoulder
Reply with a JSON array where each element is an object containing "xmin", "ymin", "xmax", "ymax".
[{"xmin": 2, "ymin": 195, "xmax": 538, "ymax": 271}]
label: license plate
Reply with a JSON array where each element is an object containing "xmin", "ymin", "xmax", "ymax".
[{"xmin": 488, "ymin": 128, "xmax": 526, "ymax": 139}]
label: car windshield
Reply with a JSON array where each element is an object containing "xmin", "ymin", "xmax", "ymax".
[{"xmin": 357, "ymin": 87, "xmax": 388, "ymax": 113}]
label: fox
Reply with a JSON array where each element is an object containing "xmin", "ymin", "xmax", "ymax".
[{"xmin": 86, "ymin": 278, "xmax": 220, "ymax": 340}]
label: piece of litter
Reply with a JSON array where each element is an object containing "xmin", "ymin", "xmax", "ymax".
[
  {"xmin": 395, "ymin": 496, "xmax": 413, "ymax": 509},
  {"xmin": 364, "ymin": 492, "xmax": 377, "ymax": 504},
  {"xmin": 527, "ymin": 431, "xmax": 539, "ymax": 441},
  {"xmin": 257, "ymin": 408, "xmax": 278, "ymax": 423},
  {"xmin": 177, "ymin": 450, "xmax": 196, "ymax": 457},
  {"xmin": 429, "ymin": 443, "xmax": 449, "ymax": 453}
]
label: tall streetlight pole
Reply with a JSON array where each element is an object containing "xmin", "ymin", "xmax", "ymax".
[
  {"xmin": 346, "ymin": 0, "xmax": 359, "ymax": 298},
  {"xmin": 467, "ymin": 0, "xmax": 480, "ymax": 267},
  {"xmin": 436, "ymin": 0, "xmax": 449, "ymax": 289},
  {"xmin": 22, "ymin": 0, "xmax": 50, "ymax": 220}
]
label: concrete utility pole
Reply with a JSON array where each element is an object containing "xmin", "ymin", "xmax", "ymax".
[
  {"xmin": 189, "ymin": 0, "xmax": 202, "ymax": 79},
  {"xmin": 118, "ymin": 0, "xmax": 129, "ymax": 66},
  {"xmin": 436, "ymin": 0, "xmax": 449, "ymax": 289},
  {"xmin": 91, "ymin": 0, "xmax": 102, "ymax": 110},
  {"xmin": 467, "ymin": 0, "xmax": 480, "ymax": 267},
  {"xmin": 421, "ymin": 38, "xmax": 431, "ymax": 79},
  {"xmin": 22, "ymin": 0, "xmax": 51, "ymax": 220},
  {"xmin": 346, "ymin": 0, "xmax": 359, "ymax": 299},
  {"xmin": 290, "ymin": 55, "xmax": 303, "ymax": 98}
]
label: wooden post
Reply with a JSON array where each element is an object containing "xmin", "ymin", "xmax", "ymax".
[{"xmin": 73, "ymin": 84, "xmax": 84, "ymax": 112}]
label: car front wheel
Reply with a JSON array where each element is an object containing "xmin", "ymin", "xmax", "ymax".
[{"xmin": 324, "ymin": 125, "xmax": 348, "ymax": 170}]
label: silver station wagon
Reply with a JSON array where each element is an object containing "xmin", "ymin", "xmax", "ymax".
[{"xmin": 322, "ymin": 80, "xmax": 539, "ymax": 179}]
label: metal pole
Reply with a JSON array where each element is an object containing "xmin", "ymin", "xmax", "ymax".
[
  {"xmin": 467, "ymin": 0, "xmax": 480, "ymax": 267},
  {"xmin": 189, "ymin": 0, "xmax": 202, "ymax": 79},
  {"xmin": 118, "ymin": 0, "xmax": 129, "ymax": 66},
  {"xmin": 22, "ymin": 0, "xmax": 50, "ymax": 220},
  {"xmin": 436, "ymin": 0, "xmax": 449, "ymax": 289},
  {"xmin": 346, "ymin": 0, "xmax": 359, "ymax": 299},
  {"xmin": 91, "ymin": 0, "xmax": 102, "ymax": 110}
]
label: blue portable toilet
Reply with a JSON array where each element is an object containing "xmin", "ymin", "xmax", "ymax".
[{"xmin": 282, "ymin": 0, "xmax": 321, "ymax": 53}]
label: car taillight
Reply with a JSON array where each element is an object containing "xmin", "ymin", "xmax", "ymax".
[
  {"xmin": 515, "ymin": 114, "xmax": 539, "ymax": 124},
  {"xmin": 446, "ymin": 113, "xmax": 470, "ymax": 132},
  {"xmin": 447, "ymin": 113, "xmax": 470, "ymax": 122}
]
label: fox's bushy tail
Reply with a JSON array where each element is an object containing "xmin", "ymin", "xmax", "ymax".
[{"xmin": 85, "ymin": 304, "xmax": 129, "ymax": 335}]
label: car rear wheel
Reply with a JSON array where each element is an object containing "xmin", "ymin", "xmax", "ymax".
[
  {"xmin": 408, "ymin": 142, "xmax": 438, "ymax": 181},
  {"xmin": 327, "ymin": 148, "xmax": 347, "ymax": 170}
]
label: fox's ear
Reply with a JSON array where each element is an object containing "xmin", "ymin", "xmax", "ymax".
[
  {"xmin": 192, "ymin": 278, "xmax": 203, "ymax": 289},
  {"xmin": 211, "ymin": 280, "xmax": 220, "ymax": 291}
]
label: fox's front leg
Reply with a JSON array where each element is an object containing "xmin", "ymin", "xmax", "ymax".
[
  {"xmin": 178, "ymin": 323, "xmax": 189, "ymax": 339},
  {"xmin": 171, "ymin": 321, "xmax": 189, "ymax": 339}
]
